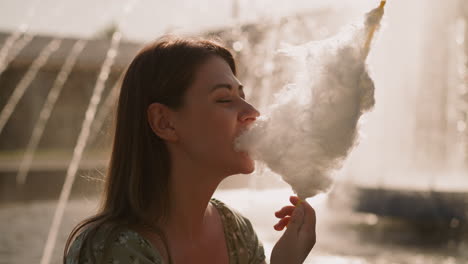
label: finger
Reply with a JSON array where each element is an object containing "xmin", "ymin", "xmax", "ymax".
[
  {"xmin": 289, "ymin": 196, "xmax": 302, "ymax": 206},
  {"xmin": 300, "ymin": 204, "xmax": 317, "ymax": 247},
  {"xmin": 298, "ymin": 201, "xmax": 316, "ymax": 231},
  {"xmin": 289, "ymin": 197, "xmax": 316, "ymax": 227},
  {"xmin": 284, "ymin": 203, "xmax": 304, "ymax": 236},
  {"xmin": 274, "ymin": 224, "xmax": 284, "ymax": 231},
  {"xmin": 273, "ymin": 216, "xmax": 291, "ymax": 231},
  {"xmin": 275, "ymin": 206, "xmax": 295, "ymax": 218}
]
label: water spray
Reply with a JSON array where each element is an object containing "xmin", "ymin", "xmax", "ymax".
[{"xmin": 39, "ymin": 1, "xmax": 140, "ymax": 263}]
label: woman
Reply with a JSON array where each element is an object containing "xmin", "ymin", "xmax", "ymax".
[{"xmin": 64, "ymin": 35, "xmax": 316, "ymax": 264}]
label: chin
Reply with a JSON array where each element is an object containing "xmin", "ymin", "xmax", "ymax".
[
  {"xmin": 237, "ymin": 152, "xmax": 256, "ymax": 174},
  {"xmin": 222, "ymin": 150, "xmax": 256, "ymax": 176},
  {"xmin": 240, "ymin": 166, "xmax": 255, "ymax": 174}
]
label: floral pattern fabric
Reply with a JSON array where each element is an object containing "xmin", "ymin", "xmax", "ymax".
[{"xmin": 65, "ymin": 198, "xmax": 265, "ymax": 264}]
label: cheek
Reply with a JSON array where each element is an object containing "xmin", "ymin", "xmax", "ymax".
[
  {"xmin": 181, "ymin": 106, "xmax": 237, "ymax": 152},
  {"xmin": 178, "ymin": 105, "xmax": 255, "ymax": 174},
  {"xmin": 203, "ymin": 108, "xmax": 237, "ymax": 147}
]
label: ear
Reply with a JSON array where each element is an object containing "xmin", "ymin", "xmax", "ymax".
[{"xmin": 147, "ymin": 103, "xmax": 178, "ymax": 142}]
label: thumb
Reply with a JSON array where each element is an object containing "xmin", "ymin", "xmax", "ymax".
[{"xmin": 284, "ymin": 203, "xmax": 304, "ymax": 236}]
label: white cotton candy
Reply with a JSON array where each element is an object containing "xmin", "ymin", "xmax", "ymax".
[{"xmin": 235, "ymin": 3, "xmax": 385, "ymax": 199}]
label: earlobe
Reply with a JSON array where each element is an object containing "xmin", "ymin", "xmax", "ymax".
[{"xmin": 147, "ymin": 103, "xmax": 178, "ymax": 142}]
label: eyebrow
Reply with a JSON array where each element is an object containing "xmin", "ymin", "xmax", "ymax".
[{"xmin": 210, "ymin": 83, "xmax": 244, "ymax": 92}]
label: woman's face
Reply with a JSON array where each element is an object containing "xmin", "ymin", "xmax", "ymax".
[{"xmin": 172, "ymin": 55, "xmax": 259, "ymax": 176}]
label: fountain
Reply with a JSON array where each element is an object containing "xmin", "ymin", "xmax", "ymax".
[
  {"xmin": 334, "ymin": 0, "xmax": 468, "ymax": 224},
  {"xmin": 0, "ymin": 0, "xmax": 467, "ymax": 263}
]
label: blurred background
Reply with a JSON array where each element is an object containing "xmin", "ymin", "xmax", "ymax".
[{"xmin": 0, "ymin": 0, "xmax": 467, "ymax": 263}]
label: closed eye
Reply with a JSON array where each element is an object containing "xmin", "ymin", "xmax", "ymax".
[
  {"xmin": 211, "ymin": 83, "xmax": 245, "ymax": 97},
  {"xmin": 217, "ymin": 99, "xmax": 232, "ymax": 103}
]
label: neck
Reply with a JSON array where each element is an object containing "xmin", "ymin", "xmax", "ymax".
[{"xmin": 163, "ymin": 154, "xmax": 223, "ymax": 242}]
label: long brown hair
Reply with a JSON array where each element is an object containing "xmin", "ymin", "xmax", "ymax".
[{"xmin": 64, "ymin": 35, "xmax": 236, "ymax": 263}]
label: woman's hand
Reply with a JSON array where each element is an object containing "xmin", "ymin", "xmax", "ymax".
[{"xmin": 270, "ymin": 196, "xmax": 316, "ymax": 264}]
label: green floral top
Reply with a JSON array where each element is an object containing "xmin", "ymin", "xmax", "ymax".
[{"xmin": 65, "ymin": 198, "xmax": 265, "ymax": 264}]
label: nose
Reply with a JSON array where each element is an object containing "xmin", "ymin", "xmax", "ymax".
[{"xmin": 239, "ymin": 101, "xmax": 260, "ymax": 125}]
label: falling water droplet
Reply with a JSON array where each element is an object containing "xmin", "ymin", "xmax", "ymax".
[{"xmin": 233, "ymin": 41, "xmax": 243, "ymax": 52}]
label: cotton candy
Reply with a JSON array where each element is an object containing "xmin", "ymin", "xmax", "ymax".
[{"xmin": 235, "ymin": 2, "xmax": 386, "ymax": 199}]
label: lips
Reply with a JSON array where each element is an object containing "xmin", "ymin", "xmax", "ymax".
[
  {"xmin": 233, "ymin": 127, "xmax": 249, "ymax": 151},
  {"xmin": 234, "ymin": 129, "xmax": 247, "ymax": 139},
  {"xmin": 234, "ymin": 122, "xmax": 255, "ymax": 138}
]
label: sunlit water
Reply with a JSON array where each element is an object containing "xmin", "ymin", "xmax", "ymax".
[
  {"xmin": 1, "ymin": 188, "xmax": 466, "ymax": 264},
  {"xmin": 16, "ymin": 39, "xmax": 87, "ymax": 185}
]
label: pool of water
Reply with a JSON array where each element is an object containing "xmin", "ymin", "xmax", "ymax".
[{"xmin": 1, "ymin": 188, "xmax": 466, "ymax": 264}]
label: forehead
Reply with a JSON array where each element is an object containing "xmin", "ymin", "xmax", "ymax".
[{"xmin": 192, "ymin": 56, "xmax": 240, "ymax": 86}]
